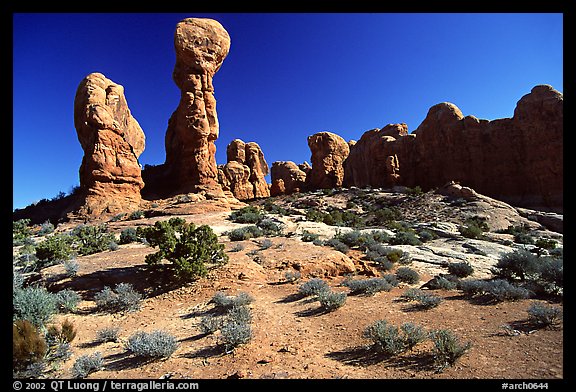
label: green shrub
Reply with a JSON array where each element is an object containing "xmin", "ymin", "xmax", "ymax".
[
  {"xmin": 535, "ymin": 238, "xmax": 557, "ymax": 250},
  {"xmin": 13, "ymin": 319, "xmax": 47, "ymax": 371},
  {"xmin": 199, "ymin": 316, "xmax": 224, "ymax": 335},
  {"xmin": 72, "ymin": 224, "xmax": 117, "ymax": 256},
  {"xmin": 323, "ymin": 238, "xmax": 350, "ymax": 254},
  {"xmin": 126, "ymin": 330, "xmax": 178, "ymax": 359},
  {"xmin": 229, "ymin": 206, "xmax": 265, "ymax": 224},
  {"xmin": 527, "ymin": 302, "xmax": 563, "ymax": 328},
  {"xmin": 447, "ymin": 262, "xmax": 474, "ymax": 278},
  {"xmin": 227, "ymin": 225, "xmax": 263, "ymax": 241},
  {"xmin": 141, "ymin": 220, "xmax": 228, "ymax": 282},
  {"xmin": 259, "ymin": 238, "xmax": 274, "ymax": 250},
  {"xmin": 390, "ymin": 231, "xmax": 422, "ymax": 245},
  {"xmin": 399, "ymin": 288, "xmax": 426, "ymax": 302},
  {"xmin": 119, "ymin": 227, "xmax": 139, "ymax": 244},
  {"xmin": 405, "ymin": 186, "xmax": 423, "ymax": 196},
  {"xmin": 298, "ymin": 278, "xmax": 330, "ymax": 297},
  {"xmin": 459, "ymin": 224, "xmax": 484, "ymax": 239},
  {"xmin": 128, "ymin": 210, "xmax": 145, "ymax": 220},
  {"xmin": 13, "ymin": 219, "xmax": 32, "ymax": 245},
  {"xmin": 71, "ymin": 352, "xmax": 103, "ymax": 378},
  {"xmin": 425, "ymin": 275, "xmax": 459, "ymax": 290},
  {"xmin": 94, "ymin": 283, "xmax": 142, "ymax": 313},
  {"xmin": 284, "ymin": 270, "xmax": 302, "ymax": 283},
  {"xmin": 35, "ymin": 233, "xmax": 74, "ymax": 265},
  {"xmin": 398, "ymin": 288, "xmax": 442, "ymax": 309},
  {"xmin": 13, "ymin": 286, "xmax": 58, "ymax": 328},
  {"xmin": 301, "ymin": 231, "xmax": 320, "ymax": 242},
  {"xmin": 430, "ymin": 329, "xmax": 471, "ymax": 371},
  {"xmin": 418, "ymin": 229, "xmax": 438, "ymax": 242},
  {"xmin": 317, "ymin": 290, "xmax": 347, "ymax": 312},
  {"xmin": 257, "ymin": 218, "xmax": 283, "ymax": 236},
  {"xmin": 396, "ymin": 267, "xmax": 420, "ymax": 284}
]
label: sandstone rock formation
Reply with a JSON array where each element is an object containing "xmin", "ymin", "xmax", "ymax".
[
  {"xmin": 270, "ymin": 161, "xmax": 308, "ymax": 196},
  {"xmin": 163, "ymin": 18, "xmax": 231, "ymax": 196},
  {"xmin": 343, "ymin": 85, "xmax": 563, "ymax": 211},
  {"xmin": 74, "ymin": 72, "xmax": 145, "ymax": 216},
  {"xmin": 306, "ymin": 132, "xmax": 350, "ymax": 190},
  {"xmin": 219, "ymin": 139, "xmax": 270, "ymax": 200}
]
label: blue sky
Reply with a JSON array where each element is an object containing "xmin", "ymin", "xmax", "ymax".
[{"xmin": 12, "ymin": 13, "xmax": 563, "ymax": 210}]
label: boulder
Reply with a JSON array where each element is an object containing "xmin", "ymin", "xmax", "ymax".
[
  {"xmin": 73, "ymin": 72, "xmax": 145, "ymax": 216},
  {"xmin": 270, "ymin": 161, "xmax": 307, "ymax": 196},
  {"xmin": 306, "ymin": 131, "xmax": 350, "ymax": 190},
  {"xmin": 219, "ymin": 139, "xmax": 270, "ymax": 200}
]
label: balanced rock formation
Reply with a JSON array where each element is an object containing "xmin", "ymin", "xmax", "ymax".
[
  {"xmin": 270, "ymin": 161, "xmax": 308, "ymax": 196},
  {"xmin": 343, "ymin": 85, "xmax": 563, "ymax": 211},
  {"xmin": 219, "ymin": 139, "xmax": 270, "ymax": 200},
  {"xmin": 306, "ymin": 132, "xmax": 350, "ymax": 190},
  {"xmin": 74, "ymin": 72, "xmax": 145, "ymax": 216},
  {"xmin": 163, "ymin": 18, "xmax": 231, "ymax": 196}
]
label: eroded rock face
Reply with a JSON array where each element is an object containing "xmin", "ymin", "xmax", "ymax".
[
  {"xmin": 219, "ymin": 139, "xmax": 270, "ymax": 200},
  {"xmin": 270, "ymin": 161, "xmax": 307, "ymax": 196},
  {"xmin": 343, "ymin": 85, "xmax": 563, "ymax": 211},
  {"xmin": 164, "ymin": 18, "xmax": 231, "ymax": 195},
  {"xmin": 306, "ymin": 132, "xmax": 350, "ymax": 190},
  {"xmin": 74, "ymin": 72, "xmax": 145, "ymax": 216}
]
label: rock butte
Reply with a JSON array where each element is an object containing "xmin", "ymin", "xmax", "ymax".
[{"xmin": 73, "ymin": 72, "xmax": 145, "ymax": 217}]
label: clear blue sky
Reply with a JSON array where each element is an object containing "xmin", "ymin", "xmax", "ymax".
[{"xmin": 12, "ymin": 13, "xmax": 563, "ymax": 210}]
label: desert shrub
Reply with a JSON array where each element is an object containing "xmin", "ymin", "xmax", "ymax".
[
  {"xmin": 430, "ymin": 329, "xmax": 471, "ymax": 370},
  {"xmin": 95, "ymin": 327, "xmax": 120, "ymax": 343},
  {"xmin": 342, "ymin": 277, "xmax": 393, "ymax": 296},
  {"xmin": 535, "ymin": 238, "xmax": 557, "ymax": 250},
  {"xmin": 13, "ymin": 319, "xmax": 47, "ymax": 371},
  {"xmin": 46, "ymin": 319, "xmax": 77, "ymax": 345},
  {"xmin": 55, "ymin": 289, "xmax": 81, "ymax": 313},
  {"xmin": 418, "ymin": 229, "xmax": 438, "ymax": 243},
  {"xmin": 537, "ymin": 257, "xmax": 563, "ymax": 295},
  {"xmin": 220, "ymin": 320, "xmax": 252, "ymax": 351},
  {"xmin": 63, "ymin": 259, "xmax": 79, "ymax": 277},
  {"xmin": 398, "ymin": 288, "xmax": 442, "ymax": 309},
  {"xmin": 257, "ymin": 218, "xmax": 283, "ymax": 236},
  {"xmin": 227, "ymin": 225, "xmax": 264, "ymax": 241},
  {"xmin": 413, "ymin": 293, "xmax": 443, "ymax": 310},
  {"xmin": 94, "ymin": 283, "xmax": 142, "ymax": 313},
  {"xmin": 317, "ymin": 290, "xmax": 347, "ymax": 311},
  {"xmin": 13, "ymin": 270, "xmax": 25, "ymax": 291},
  {"xmin": 70, "ymin": 224, "xmax": 116, "ymax": 256},
  {"xmin": 259, "ymin": 238, "xmax": 274, "ymax": 250},
  {"xmin": 301, "ymin": 231, "xmax": 320, "ymax": 242},
  {"xmin": 229, "ymin": 243, "xmax": 245, "ymax": 252},
  {"xmin": 35, "ymin": 233, "xmax": 74, "ymax": 265},
  {"xmin": 363, "ymin": 320, "xmax": 427, "ymax": 356},
  {"xmin": 126, "ymin": 330, "xmax": 178, "ymax": 359},
  {"xmin": 395, "ymin": 267, "xmax": 420, "ymax": 284},
  {"xmin": 382, "ymin": 274, "xmax": 400, "ymax": 287},
  {"xmin": 527, "ymin": 302, "xmax": 563, "ymax": 329},
  {"xmin": 71, "ymin": 352, "xmax": 103, "ymax": 378},
  {"xmin": 492, "ymin": 249, "xmax": 541, "ymax": 281},
  {"xmin": 425, "ymin": 275, "xmax": 459, "ymax": 290},
  {"xmin": 211, "ymin": 291, "xmax": 254, "ymax": 310},
  {"xmin": 229, "ymin": 206, "xmax": 265, "ymax": 224},
  {"xmin": 38, "ymin": 221, "xmax": 55, "ymax": 236},
  {"xmin": 323, "ymin": 238, "xmax": 350, "ymax": 254},
  {"xmin": 284, "ymin": 270, "xmax": 302, "ymax": 283},
  {"xmin": 298, "ymin": 278, "xmax": 330, "ymax": 297},
  {"xmin": 128, "ymin": 210, "xmax": 145, "ymax": 220},
  {"xmin": 199, "ymin": 316, "xmax": 224, "ymax": 335},
  {"xmin": 459, "ymin": 279, "xmax": 530, "ymax": 303},
  {"xmin": 390, "ymin": 231, "xmax": 422, "ymax": 246},
  {"xmin": 110, "ymin": 213, "xmax": 126, "ymax": 222},
  {"xmin": 459, "ymin": 224, "xmax": 484, "ymax": 239},
  {"xmin": 447, "ymin": 262, "xmax": 474, "ymax": 278},
  {"xmin": 227, "ymin": 305, "xmax": 253, "ymax": 324},
  {"xmin": 13, "ymin": 286, "xmax": 58, "ymax": 328},
  {"xmin": 405, "ymin": 186, "xmax": 423, "ymax": 196},
  {"xmin": 141, "ymin": 220, "xmax": 228, "ymax": 282},
  {"xmin": 119, "ymin": 227, "xmax": 139, "ymax": 244},
  {"xmin": 369, "ymin": 207, "xmax": 403, "ymax": 226}
]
